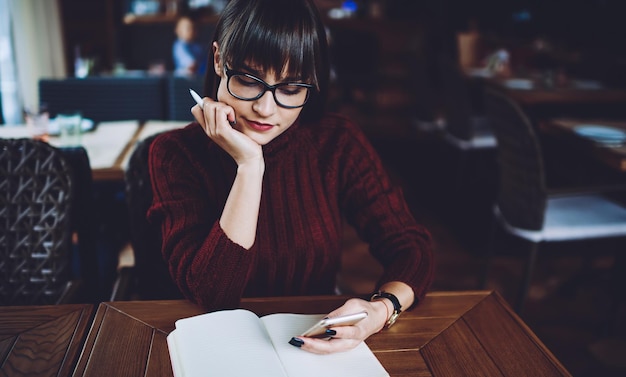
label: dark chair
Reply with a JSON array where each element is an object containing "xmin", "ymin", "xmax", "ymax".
[
  {"xmin": 111, "ymin": 133, "xmax": 182, "ymax": 300},
  {"xmin": 0, "ymin": 88, "xmax": 4, "ymax": 124},
  {"xmin": 437, "ymin": 56, "xmax": 497, "ymax": 246},
  {"xmin": 60, "ymin": 146, "xmax": 99, "ymax": 301},
  {"xmin": 438, "ymin": 56, "xmax": 495, "ymax": 189},
  {"xmin": 481, "ymin": 88, "xmax": 626, "ymax": 314},
  {"xmin": 328, "ymin": 25, "xmax": 379, "ymax": 108},
  {"xmin": 439, "ymin": 56, "xmax": 495, "ymax": 152},
  {"xmin": 167, "ymin": 75, "xmax": 204, "ymax": 121},
  {"xmin": 0, "ymin": 139, "xmax": 96, "ymax": 305},
  {"xmin": 39, "ymin": 77, "xmax": 167, "ymax": 123}
]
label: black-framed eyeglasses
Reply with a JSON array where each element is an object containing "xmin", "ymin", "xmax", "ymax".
[{"xmin": 225, "ymin": 67, "xmax": 314, "ymax": 109}]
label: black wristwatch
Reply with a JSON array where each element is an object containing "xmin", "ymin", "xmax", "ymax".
[{"xmin": 370, "ymin": 291, "xmax": 402, "ymax": 329}]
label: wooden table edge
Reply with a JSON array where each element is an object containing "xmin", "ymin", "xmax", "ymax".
[
  {"xmin": 59, "ymin": 304, "xmax": 97, "ymax": 377},
  {"xmin": 490, "ymin": 292, "xmax": 572, "ymax": 375},
  {"xmin": 72, "ymin": 302, "xmax": 111, "ymax": 377},
  {"xmin": 72, "ymin": 291, "xmax": 571, "ymax": 376}
]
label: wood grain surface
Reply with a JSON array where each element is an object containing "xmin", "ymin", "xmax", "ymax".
[
  {"xmin": 0, "ymin": 304, "xmax": 93, "ymax": 377},
  {"xmin": 72, "ymin": 291, "xmax": 571, "ymax": 377}
]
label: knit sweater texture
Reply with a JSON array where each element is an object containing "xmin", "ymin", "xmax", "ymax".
[{"xmin": 148, "ymin": 113, "xmax": 434, "ymax": 310}]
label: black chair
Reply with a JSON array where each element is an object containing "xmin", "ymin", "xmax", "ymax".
[
  {"xmin": 328, "ymin": 25, "xmax": 379, "ymax": 108},
  {"xmin": 111, "ymin": 133, "xmax": 182, "ymax": 300},
  {"xmin": 39, "ymin": 77, "xmax": 167, "ymax": 123},
  {"xmin": 436, "ymin": 56, "xmax": 498, "ymax": 246},
  {"xmin": 167, "ymin": 75, "xmax": 205, "ymax": 121},
  {"xmin": 439, "ymin": 56, "xmax": 495, "ymax": 152},
  {"xmin": 60, "ymin": 146, "xmax": 99, "ymax": 301},
  {"xmin": 0, "ymin": 139, "xmax": 96, "ymax": 305},
  {"xmin": 481, "ymin": 88, "xmax": 626, "ymax": 314},
  {"xmin": 438, "ymin": 55, "xmax": 495, "ymax": 189},
  {"xmin": 0, "ymin": 88, "xmax": 4, "ymax": 124}
]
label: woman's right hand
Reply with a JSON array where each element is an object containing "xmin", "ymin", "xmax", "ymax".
[
  {"xmin": 192, "ymin": 96, "xmax": 264, "ymax": 249},
  {"xmin": 192, "ymin": 97, "xmax": 262, "ymax": 166}
]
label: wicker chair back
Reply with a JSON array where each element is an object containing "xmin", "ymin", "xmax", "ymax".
[{"xmin": 0, "ymin": 139, "xmax": 74, "ymax": 305}]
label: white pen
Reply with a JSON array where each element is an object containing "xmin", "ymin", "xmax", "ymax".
[
  {"xmin": 189, "ymin": 88, "xmax": 236, "ymax": 126},
  {"xmin": 189, "ymin": 88, "xmax": 204, "ymax": 106}
]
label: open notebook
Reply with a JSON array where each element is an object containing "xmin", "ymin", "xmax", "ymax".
[{"xmin": 167, "ymin": 309, "xmax": 389, "ymax": 377}]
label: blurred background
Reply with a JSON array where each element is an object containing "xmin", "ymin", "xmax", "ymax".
[{"xmin": 2, "ymin": 1, "xmax": 626, "ymax": 376}]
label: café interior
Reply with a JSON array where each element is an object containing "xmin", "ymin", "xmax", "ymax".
[{"xmin": 2, "ymin": 0, "xmax": 626, "ymax": 375}]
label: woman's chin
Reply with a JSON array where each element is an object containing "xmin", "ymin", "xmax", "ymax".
[{"xmin": 241, "ymin": 128, "xmax": 278, "ymax": 146}]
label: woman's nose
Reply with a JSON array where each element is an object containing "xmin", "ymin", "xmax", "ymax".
[{"xmin": 252, "ymin": 90, "xmax": 277, "ymax": 116}]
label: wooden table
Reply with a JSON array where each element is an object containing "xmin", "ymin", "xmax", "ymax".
[
  {"xmin": 118, "ymin": 120, "xmax": 189, "ymax": 170},
  {"xmin": 0, "ymin": 120, "xmax": 188, "ymax": 181},
  {"xmin": 466, "ymin": 70, "xmax": 626, "ymax": 121},
  {"xmin": 0, "ymin": 304, "xmax": 94, "ymax": 376},
  {"xmin": 72, "ymin": 291, "xmax": 570, "ymax": 376},
  {"xmin": 541, "ymin": 118, "xmax": 626, "ymax": 172},
  {"xmin": 488, "ymin": 80, "xmax": 626, "ymax": 107},
  {"xmin": 463, "ymin": 69, "xmax": 626, "ymax": 107}
]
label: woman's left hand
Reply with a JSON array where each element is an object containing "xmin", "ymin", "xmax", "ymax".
[{"xmin": 295, "ymin": 297, "xmax": 389, "ymax": 354}]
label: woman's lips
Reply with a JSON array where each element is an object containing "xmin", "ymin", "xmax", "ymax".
[{"xmin": 247, "ymin": 120, "xmax": 274, "ymax": 132}]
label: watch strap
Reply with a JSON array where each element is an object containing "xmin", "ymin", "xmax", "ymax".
[
  {"xmin": 370, "ymin": 291, "xmax": 402, "ymax": 329},
  {"xmin": 370, "ymin": 291, "xmax": 402, "ymax": 312}
]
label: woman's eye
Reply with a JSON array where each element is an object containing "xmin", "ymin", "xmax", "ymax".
[
  {"xmin": 278, "ymin": 86, "xmax": 305, "ymax": 96},
  {"xmin": 235, "ymin": 75, "xmax": 259, "ymax": 87}
]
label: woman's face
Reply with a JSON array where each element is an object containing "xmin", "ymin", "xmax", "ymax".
[{"xmin": 213, "ymin": 43, "xmax": 304, "ymax": 146}]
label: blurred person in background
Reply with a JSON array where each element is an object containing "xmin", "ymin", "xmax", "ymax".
[{"xmin": 172, "ymin": 15, "xmax": 207, "ymax": 75}]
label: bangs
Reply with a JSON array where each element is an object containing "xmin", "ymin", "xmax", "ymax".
[
  {"xmin": 220, "ymin": 2, "xmax": 320, "ymax": 86},
  {"xmin": 207, "ymin": 0, "xmax": 330, "ymax": 122}
]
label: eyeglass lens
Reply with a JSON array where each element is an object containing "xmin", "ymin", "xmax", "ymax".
[{"xmin": 228, "ymin": 74, "xmax": 309, "ymax": 108}]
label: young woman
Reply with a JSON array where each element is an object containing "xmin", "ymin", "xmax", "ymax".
[{"xmin": 148, "ymin": 0, "xmax": 434, "ymax": 354}]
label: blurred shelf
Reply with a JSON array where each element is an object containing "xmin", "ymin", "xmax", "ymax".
[{"xmin": 123, "ymin": 13, "xmax": 219, "ymax": 24}]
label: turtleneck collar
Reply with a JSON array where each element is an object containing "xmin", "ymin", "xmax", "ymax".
[{"xmin": 261, "ymin": 117, "xmax": 304, "ymax": 159}]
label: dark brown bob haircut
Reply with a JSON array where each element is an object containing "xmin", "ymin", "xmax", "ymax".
[{"xmin": 203, "ymin": 0, "xmax": 330, "ymax": 122}]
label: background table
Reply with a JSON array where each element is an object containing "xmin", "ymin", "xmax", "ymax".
[
  {"xmin": 119, "ymin": 120, "xmax": 189, "ymax": 169},
  {"xmin": 0, "ymin": 304, "xmax": 93, "ymax": 376},
  {"xmin": 488, "ymin": 81, "xmax": 626, "ymax": 107},
  {"xmin": 0, "ymin": 120, "xmax": 188, "ymax": 181},
  {"xmin": 468, "ymin": 73, "xmax": 626, "ymax": 121},
  {"xmin": 72, "ymin": 291, "xmax": 570, "ymax": 376},
  {"xmin": 541, "ymin": 118, "xmax": 626, "ymax": 173},
  {"xmin": 462, "ymin": 69, "xmax": 626, "ymax": 107},
  {"xmin": 0, "ymin": 121, "xmax": 139, "ymax": 181}
]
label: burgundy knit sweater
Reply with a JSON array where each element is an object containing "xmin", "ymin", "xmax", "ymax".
[{"xmin": 148, "ymin": 113, "xmax": 434, "ymax": 311}]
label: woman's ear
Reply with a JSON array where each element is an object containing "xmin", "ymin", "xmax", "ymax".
[{"xmin": 213, "ymin": 42, "xmax": 222, "ymax": 76}]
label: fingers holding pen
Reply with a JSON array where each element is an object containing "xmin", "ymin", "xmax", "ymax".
[
  {"xmin": 192, "ymin": 98, "xmax": 235, "ymax": 137},
  {"xmin": 190, "ymin": 89, "xmax": 234, "ymax": 129},
  {"xmin": 191, "ymin": 95, "xmax": 262, "ymax": 166},
  {"xmin": 207, "ymin": 104, "xmax": 236, "ymax": 140},
  {"xmin": 191, "ymin": 100, "xmax": 206, "ymax": 127}
]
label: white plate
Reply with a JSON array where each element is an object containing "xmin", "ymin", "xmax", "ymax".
[
  {"xmin": 574, "ymin": 125, "xmax": 626, "ymax": 144},
  {"xmin": 503, "ymin": 78, "xmax": 534, "ymax": 90}
]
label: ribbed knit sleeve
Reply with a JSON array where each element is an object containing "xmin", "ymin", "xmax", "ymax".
[{"xmin": 148, "ymin": 125, "xmax": 257, "ymax": 309}]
